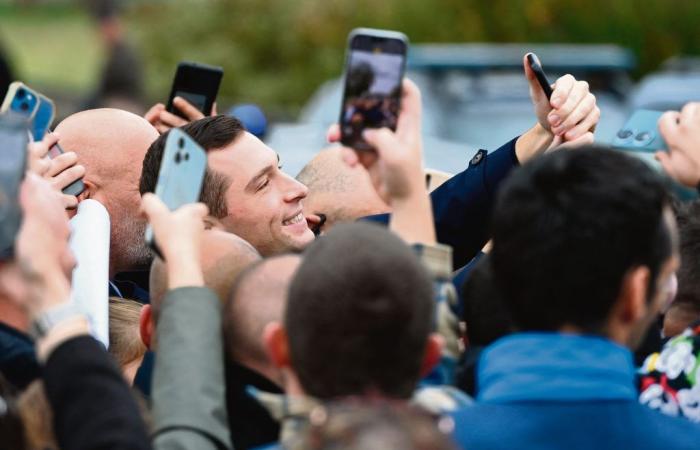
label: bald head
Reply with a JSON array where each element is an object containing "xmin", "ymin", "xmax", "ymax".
[
  {"xmin": 149, "ymin": 229, "xmax": 261, "ymax": 318},
  {"xmin": 296, "ymin": 147, "xmax": 388, "ymax": 233},
  {"xmin": 55, "ymin": 109, "xmax": 160, "ymax": 274},
  {"xmin": 224, "ymin": 254, "xmax": 301, "ymax": 380}
]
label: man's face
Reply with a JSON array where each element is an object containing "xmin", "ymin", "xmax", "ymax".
[{"xmin": 209, "ymin": 133, "xmax": 315, "ymax": 256}]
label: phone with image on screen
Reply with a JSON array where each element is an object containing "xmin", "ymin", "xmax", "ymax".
[
  {"xmin": 0, "ymin": 115, "xmax": 29, "ymax": 259},
  {"xmin": 339, "ymin": 28, "xmax": 408, "ymax": 151},
  {"xmin": 166, "ymin": 61, "xmax": 223, "ymax": 120},
  {"xmin": 145, "ymin": 128, "xmax": 207, "ymax": 258}
]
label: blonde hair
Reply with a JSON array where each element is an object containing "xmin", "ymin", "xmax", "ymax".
[
  {"xmin": 18, "ymin": 381, "xmax": 56, "ymax": 450},
  {"xmin": 108, "ymin": 297, "xmax": 147, "ymax": 367}
]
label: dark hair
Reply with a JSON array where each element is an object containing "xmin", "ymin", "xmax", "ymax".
[
  {"xmin": 286, "ymin": 222, "xmax": 434, "ymax": 399},
  {"xmin": 491, "ymin": 147, "xmax": 672, "ymax": 332},
  {"xmin": 670, "ymin": 200, "xmax": 700, "ymax": 318},
  {"xmin": 0, "ymin": 374, "xmax": 26, "ymax": 450},
  {"xmin": 461, "ymin": 255, "xmax": 512, "ymax": 346},
  {"xmin": 139, "ymin": 115, "xmax": 245, "ymax": 218}
]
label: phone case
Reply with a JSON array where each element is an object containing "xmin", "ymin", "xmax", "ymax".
[
  {"xmin": 612, "ymin": 109, "xmax": 667, "ymax": 153},
  {"xmin": 0, "ymin": 115, "xmax": 29, "ymax": 258},
  {"xmin": 0, "ymin": 82, "xmax": 55, "ymax": 141},
  {"xmin": 145, "ymin": 128, "xmax": 207, "ymax": 250}
]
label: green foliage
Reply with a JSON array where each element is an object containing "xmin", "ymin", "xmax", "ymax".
[{"xmin": 51, "ymin": 0, "xmax": 700, "ymax": 117}]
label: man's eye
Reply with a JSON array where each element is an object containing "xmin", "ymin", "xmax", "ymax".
[{"xmin": 258, "ymin": 179, "xmax": 270, "ymax": 191}]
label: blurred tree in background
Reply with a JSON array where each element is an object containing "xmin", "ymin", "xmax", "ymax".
[
  {"xmin": 128, "ymin": 0, "xmax": 700, "ymax": 118},
  {"xmin": 1, "ymin": 0, "xmax": 700, "ymax": 118}
]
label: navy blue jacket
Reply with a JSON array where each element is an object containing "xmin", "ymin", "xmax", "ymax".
[
  {"xmin": 0, "ymin": 322, "xmax": 39, "ymax": 390},
  {"xmin": 451, "ymin": 333, "xmax": 700, "ymax": 450},
  {"xmin": 365, "ymin": 138, "xmax": 519, "ymax": 270}
]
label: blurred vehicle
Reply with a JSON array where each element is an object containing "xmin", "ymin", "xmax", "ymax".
[
  {"xmin": 629, "ymin": 56, "xmax": 700, "ymax": 111},
  {"xmin": 268, "ymin": 43, "xmax": 635, "ymax": 176}
]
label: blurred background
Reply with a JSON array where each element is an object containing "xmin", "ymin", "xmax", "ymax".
[{"xmin": 1, "ymin": 0, "xmax": 700, "ymax": 174}]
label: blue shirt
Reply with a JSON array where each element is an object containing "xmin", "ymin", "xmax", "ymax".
[{"xmin": 452, "ymin": 333, "xmax": 700, "ymax": 450}]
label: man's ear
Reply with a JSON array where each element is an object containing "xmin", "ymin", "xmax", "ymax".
[
  {"xmin": 203, "ymin": 215, "xmax": 225, "ymax": 231},
  {"xmin": 618, "ymin": 266, "xmax": 651, "ymax": 324},
  {"xmin": 76, "ymin": 180, "xmax": 95, "ymax": 203},
  {"xmin": 139, "ymin": 304, "xmax": 154, "ymax": 350},
  {"xmin": 263, "ymin": 322, "xmax": 291, "ymax": 369},
  {"xmin": 419, "ymin": 333, "xmax": 444, "ymax": 377}
]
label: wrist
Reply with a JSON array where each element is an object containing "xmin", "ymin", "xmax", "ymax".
[
  {"xmin": 167, "ymin": 261, "xmax": 204, "ymax": 290},
  {"xmin": 515, "ymin": 123, "xmax": 554, "ymax": 164}
]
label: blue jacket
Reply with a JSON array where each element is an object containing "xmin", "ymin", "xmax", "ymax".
[{"xmin": 451, "ymin": 333, "xmax": 700, "ymax": 450}]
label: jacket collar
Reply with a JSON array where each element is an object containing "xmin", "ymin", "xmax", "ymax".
[{"xmin": 477, "ymin": 333, "xmax": 637, "ymax": 403}]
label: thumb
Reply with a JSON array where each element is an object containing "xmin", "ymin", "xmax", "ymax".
[{"xmin": 140, "ymin": 193, "xmax": 169, "ymax": 221}]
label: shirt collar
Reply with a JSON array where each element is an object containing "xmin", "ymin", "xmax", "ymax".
[{"xmin": 477, "ymin": 332, "xmax": 637, "ymax": 403}]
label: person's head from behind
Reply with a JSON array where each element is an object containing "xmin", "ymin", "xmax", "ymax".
[
  {"xmin": 224, "ymin": 254, "xmax": 301, "ymax": 386},
  {"xmin": 108, "ymin": 297, "xmax": 146, "ymax": 384},
  {"xmin": 490, "ymin": 147, "xmax": 678, "ymax": 348},
  {"xmin": 296, "ymin": 147, "xmax": 389, "ymax": 235},
  {"xmin": 664, "ymin": 199, "xmax": 700, "ymax": 337},
  {"xmin": 140, "ymin": 115, "xmax": 314, "ymax": 256},
  {"xmin": 301, "ymin": 401, "xmax": 457, "ymax": 450},
  {"xmin": 141, "ymin": 229, "xmax": 260, "ymax": 349},
  {"xmin": 265, "ymin": 222, "xmax": 441, "ymax": 400},
  {"xmin": 55, "ymin": 108, "xmax": 159, "ymax": 274},
  {"xmin": 460, "ymin": 255, "xmax": 512, "ymax": 347}
]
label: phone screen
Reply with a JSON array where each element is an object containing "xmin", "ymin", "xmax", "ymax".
[
  {"xmin": 340, "ymin": 32, "xmax": 406, "ymax": 150},
  {"xmin": 167, "ymin": 62, "xmax": 223, "ymax": 119}
]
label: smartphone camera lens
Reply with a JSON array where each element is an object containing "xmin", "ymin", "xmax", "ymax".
[
  {"xmin": 616, "ymin": 129, "xmax": 634, "ymax": 141},
  {"xmin": 184, "ymin": 153, "xmax": 190, "ymax": 161},
  {"xmin": 178, "ymin": 137, "xmax": 185, "ymax": 148},
  {"xmin": 16, "ymin": 88, "xmax": 26, "ymax": 98},
  {"xmin": 20, "ymin": 102, "xmax": 29, "ymax": 111},
  {"xmin": 175, "ymin": 152, "xmax": 181, "ymax": 164},
  {"xmin": 634, "ymin": 131, "xmax": 654, "ymax": 147}
]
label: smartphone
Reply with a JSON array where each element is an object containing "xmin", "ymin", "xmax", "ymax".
[
  {"xmin": 166, "ymin": 62, "xmax": 223, "ymax": 119},
  {"xmin": 47, "ymin": 143, "xmax": 85, "ymax": 197},
  {"xmin": 0, "ymin": 116, "xmax": 29, "ymax": 259},
  {"xmin": 612, "ymin": 109, "xmax": 667, "ymax": 153},
  {"xmin": 339, "ymin": 28, "xmax": 408, "ymax": 151},
  {"xmin": 145, "ymin": 128, "xmax": 207, "ymax": 256},
  {"xmin": 0, "ymin": 81, "xmax": 55, "ymax": 141},
  {"xmin": 526, "ymin": 53, "xmax": 554, "ymax": 100}
]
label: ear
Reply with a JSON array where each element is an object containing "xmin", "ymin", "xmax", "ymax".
[
  {"xmin": 419, "ymin": 333, "xmax": 444, "ymax": 377},
  {"xmin": 139, "ymin": 304, "xmax": 154, "ymax": 350},
  {"xmin": 263, "ymin": 322, "xmax": 291, "ymax": 369},
  {"xmin": 618, "ymin": 266, "xmax": 651, "ymax": 324},
  {"xmin": 76, "ymin": 179, "xmax": 96, "ymax": 203},
  {"xmin": 203, "ymin": 215, "xmax": 225, "ymax": 231}
]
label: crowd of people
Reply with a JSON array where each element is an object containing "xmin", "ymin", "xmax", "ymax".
[{"xmin": 3, "ymin": 47, "xmax": 700, "ymax": 450}]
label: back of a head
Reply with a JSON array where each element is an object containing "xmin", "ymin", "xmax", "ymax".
[
  {"xmin": 461, "ymin": 255, "xmax": 512, "ymax": 347},
  {"xmin": 224, "ymin": 254, "xmax": 301, "ymax": 371},
  {"xmin": 108, "ymin": 298, "xmax": 146, "ymax": 368},
  {"xmin": 286, "ymin": 222, "xmax": 434, "ymax": 399},
  {"xmin": 301, "ymin": 401, "xmax": 457, "ymax": 450},
  {"xmin": 491, "ymin": 147, "xmax": 672, "ymax": 333},
  {"xmin": 672, "ymin": 200, "xmax": 700, "ymax": 315},
  {"xmin": 139, "ymin": 115, "xmax": 246, "ymax": 218}
]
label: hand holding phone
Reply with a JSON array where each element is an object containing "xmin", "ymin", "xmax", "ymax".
[
  {"xmin": 339, "ymin": 28, "xmax": 408, "ymax": 151},
  {"xmin": 166, "ymin": 62, "xmax": 223, "ymax": 120},
  {"xmin": 145, "ymin": 128, "xmax": 207, "ymax": 258}
]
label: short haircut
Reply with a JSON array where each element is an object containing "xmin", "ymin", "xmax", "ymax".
[
  {"xmin": 491, "ymin": 147, "xmax": 672, "ymax": 332},
  {"xmin": 286, "ymin": 222, "xmax": 434, "ymax": 399},
  {"xmin": 108, "ymin": 298, "xmax": 146, "ymax": 367},
  {"xmin": 668, "ymin": 200, "xmax": 700, "ymax": 320},
  {"xmin": 460, "ymin": 255, "xmax": 512, "ymax": 347},
  {"xmin": 139, "ymin": 115, "xmax": 245, "ymax": 218}
]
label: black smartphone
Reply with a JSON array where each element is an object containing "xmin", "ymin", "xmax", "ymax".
[
  {"xmin": 526, "ymin": 53, "xmax": 554, "ymax": 100},
  {"xmin": 0, "ymin": 116, "xmax": 29, "ymax": 259},
  {"xmin": 339, "ymin": 28, "xmax": 408, "ymax": 151},
  {"xmin": 166, "ymin": 61, "xmax": 224, "ymax": 119},
  {"xmin": 47, "ymin": 142, "xmax": 85, "ymax": 197}
]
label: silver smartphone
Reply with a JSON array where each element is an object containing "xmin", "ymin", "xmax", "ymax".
[{"xmin": 0, "ymin": 115, "xmax": 29, "ymax": 259}]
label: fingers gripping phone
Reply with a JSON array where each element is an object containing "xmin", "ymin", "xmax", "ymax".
[
  {"xmin": 166, "ymin": 62, "xmax": 224, "ymax": 119},
  {"xmin": 339, "ymin": 28, "xmax": 408, "ymax": 151},
  {"xmin": 526, "ymin": 53, "xmax": 554, "ymax": 100},
  {"xmin": 0, "ymin": 116, "xmax": 29, "ymax": 259},
  {"xmin": 145, "ymin": 128, "xmax": 207, "ymax": 257},
  {"xmin": 1, "ymin": 82, "xmax": 85, "ymax": 196}
]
